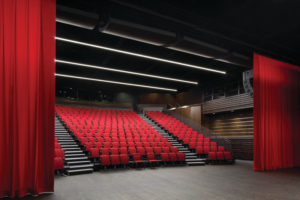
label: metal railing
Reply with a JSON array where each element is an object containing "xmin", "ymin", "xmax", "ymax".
[{"xmin": 163, "ymin": 111, "xmax": 232, "ymax": 152}]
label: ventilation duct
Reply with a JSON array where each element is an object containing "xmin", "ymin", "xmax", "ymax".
[
  {"xmin": 99, "ymin": 17, "xmax": 176, "ymax": 46},
  {"xmin": 168, "ymin": 36, "xmax": 228, "ymax": 59},
  {"xmin": 56, "ymin": 5, "xmax": 99, "ymax": 30}
]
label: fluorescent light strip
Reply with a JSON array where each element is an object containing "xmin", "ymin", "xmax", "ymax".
[
  {"xmin": 55, "ymin": 37, "xmax": 226, "ymax": 74},
  {"xmin": 55, "ymin": 73, "xmax": 177, "ymax": 92},
  {"xmin": 55, "ymin": 59, "xmax": 198, "ymax": 85}
]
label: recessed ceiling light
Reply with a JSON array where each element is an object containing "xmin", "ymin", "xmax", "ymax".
[
  {"xmin": 55, "ymin": 59, "xmax": 198, "ymax": 85},
  {"xmin": 179, "ymin": 105, "xmax": 189, "ymax": 108},
  {"xmin": 55, "ymin": 37, "xmax": 226, "ymax": 74},
  {"xmin": 55, "ymin": 73, "xmax": 177, "ymax": 92}
]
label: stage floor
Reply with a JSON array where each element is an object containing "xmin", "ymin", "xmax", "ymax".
[{"xmin": 18, "ymin": 160, "xmax": 300, "ymax": 200}]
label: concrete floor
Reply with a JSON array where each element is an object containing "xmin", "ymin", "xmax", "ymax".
[{"xmin": 11, "ymin": 160, "xmax": 300, "ymax": 200}]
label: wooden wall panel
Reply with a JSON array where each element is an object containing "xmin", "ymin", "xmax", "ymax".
[
  {"xmin": 173, "ymin": 106, "xmax": 201, "ymax": 125},
  {"xmin": 55, "ymin": 97, "xmax": 132, "ymax": 108},
  {"xmin": 139, "ymin": 93, "xmax": 176, "ymax": 105},
  {"xmin": 203, "ymin": 109, "xmax": 253, "ymax": 137}
]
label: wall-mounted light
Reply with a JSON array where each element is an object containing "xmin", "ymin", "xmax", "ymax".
[{"xmin": 179, "ymin": 105, "xmax": 189, "ymax": 109}]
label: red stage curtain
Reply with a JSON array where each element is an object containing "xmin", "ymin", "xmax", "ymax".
[
  {"xmin": 254, "ymin": 53, "xmax": 300, "ymax": 171},
  {"xmin": 0, "ymin": 0, "xmax": 55, "ymax": 197}
]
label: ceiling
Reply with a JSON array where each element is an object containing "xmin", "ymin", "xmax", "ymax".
[{"xmin": 56, "ymin": 0, "xmax": 300, "ymax": 95}]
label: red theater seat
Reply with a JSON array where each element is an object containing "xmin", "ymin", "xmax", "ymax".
[
  {"xmin": 90, "ymin": 148, "xmax": 99, "ymax": 158},
  {"xmin": 54, "ymin": 157, "xmax": 64, "ymax": 170},
  {"xmin": 55, "ymin": 143, "xmax": 61, "ymax": 149},
  {"xmin": 100, "ymin": 148, "xmax": 109, "ymax": 155},
  {"xmin": 100, "ymin": 155, "xmax": 110, "ymax": 166},
  {"xmin": 129, "ymin": 147, "xmax": 136, "ymax": 155},
  {"xmin": 177, "ymin": 152, "xmax": 185, "ymax": 162},
  {"xmin": 137, "ymin": 147, "xmax": 146, "ymax": 156},
  {"xmin": 110, "ymin": 148, "xmax": 119, "ymax": 155},
  {"xmin": 133, "ymin": 154, "xmax": 144, "ymax": 163},
  {"xmin": 161, "ymin": 153, "xmax": 169, "ymax": 162},
  {"xmin": 169, "ymin": 153, "xmax": 177, "ymax": 162},
  {"xmin": 209, "ymin": 152, "xmax": 217, "ymax": 161},
  {"xmin": 218, "ymin": 146, "xmax": 225, "ymax": 152},
  {"xmin": 154, "ymin": 147, "xmax": 162, "ymax": 155},
  {"xmin": 55, "ymin": 149, "xmax": 64, "ymax": 158},
  {"xmin": 224, "ymin": 152, "xmax": 232, "ymax": 160},
  {"xmin": 120, "ymin": 148, "xmax": 128, "ymax": 154},
  {"xmin": 120, "ymin": 154, "xmax": 129, "ymax": 165},
  {"xmin": 163, "ymin": 147, "xmax": 170, "ymax": 153},
  {"xmin": 217, "ymin": 152, "xmax": 225, "ymax": 160},
  {"xmin": 111, "ymin": 155, "xmax": 120, "ymax": 165},
  {"xmin": 196, "ymin": 146, "xmax": 203, "ymax": 154},
  {"xmin": 147, "ymin": 153, "xmax": 158, "ymax": 163}
]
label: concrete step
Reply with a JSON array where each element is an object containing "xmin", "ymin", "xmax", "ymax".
[
  {"xmin": 186, "ymin": 155, "xmax": 197, "ymax": 159},
  {"xmin": 55, "ymin": 135, "xmax": 70, "ymax": 137},
  {"xmin": 66, "ymin": 168, "xmax": 93, "ymax": 175},
  {"xmin": 65, "ymin": 150, "xmax": 83, "ymax": 154},
  {"xmin": 65, "ymin": 156, "xmax": 88, "ymax": 161},
  {"xmin": 62, "ymin": 147, "xmax": 81, "ymax": 151},
  {"xmin": 56, "ymin": 136, "xmax": 73, "ymax": 139},
  {"xmin": 186, "ymin": 161, "xmax": 205, "ymax": 166},
  {"xmin": 186, "ymin": 158, "xmax": 206, "ymax": 162},
  {"xmin": 178, "ymin": 148, "xmax": 189, "ymax": 151},
  {"xmin": 185, "ymin": 152, "xmax": 197, "ymax": 156},
  {"xmin": 179, "ymin": 150, "xmax": 190, "ymax": 153},
  {"xmin": 67, "ymin": 160, "xmax": 92, "ymax": 165},
  {"xmin": 65, "ymin": 153, "xmax": 86, "ymax": 157},
  {"xmin": 58, "ymin": 139, "xmax": 74, "ymax": 142},
  {"xmin": 61, "ymin": 144, "xmax": 78, "ymax": 148},
  {"xmin": 68, "ymin": 164, "xmax": 94, "ymax": 169},
  {"xmin": 59, "ymin": 142, "xmax": 77, "ymax": 145}
]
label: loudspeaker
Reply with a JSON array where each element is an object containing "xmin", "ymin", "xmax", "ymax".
[{"xmin": 243, "ymin": 69, "xmax": 253, "ymax": 97}]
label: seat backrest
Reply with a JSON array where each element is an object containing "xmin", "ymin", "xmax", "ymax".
[
  {"xmin": 110, "ymin": 148, "xmax": 119, "ymax": 155},
  {"xmin": 218, "ymin": 146, "xmax": 225, "ymax": 152},
  {"xmin": 100, "ymin": 155, "xmax": 110, "ymax": 165},
  {"xmin": 120, "ymin": 154, "xmax": 129, "ymax": 164},
  {"xmin": 100, "ymin": 148, "xmax": 109, "ymax": 155},
  {"xmin": 110, "ymin": 155, "xmax": 120, "ymax": 164},
  {"xmin": 90, "ymin": 148, "xmax": 99, "ymax": 158},
  {"xmin": 169, "ymin": 153, "xmax": 177, "ymax": 161},
  {"xmin": 161, "ymin": 153, "xmax": 169, "ymax": 161},
  {"xmin": 177, "ymin": 152, "xmax": 185, "ymax": 161},
  {"xmin": 209, "ymin": 152, "xmax": 216, "ymax": 160},
  {"xmin": 54, "ymin": 157, "xmax": 64, "ymax": 170},
  {"xmin": 120, "ymin": 148, "xmax": 127, "ymax": 154},
  {"xmin": 133, "ymin": 153, "xmax": 142, "ymax": 161},
  {"xmin": 147, "ymin": 153, "xmax": 155, "ymax": 160},
  {"xmin": 217, "ymin": 152, "xmax": 225, "ymax": 160},
  {"xmin": 224, "ymin": 152, "xmax": 232, "ymax": 160}
]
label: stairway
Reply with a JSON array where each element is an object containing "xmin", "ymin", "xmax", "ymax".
[
  {"xmin": 139, "ymin": 114, "xmax": 206, "ymax": 166},
  {"xmin": 55, "ymin": 116, "xmax": 94, "ymax": 175}
]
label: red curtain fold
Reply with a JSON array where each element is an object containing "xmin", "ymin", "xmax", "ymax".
[
  {"xmin": 0, "ymin": 0, "xmax": 56, "ymax": 197},
  {"xmin": 254, "ymin": 53, "xmax": 300, "ymax": 171}
]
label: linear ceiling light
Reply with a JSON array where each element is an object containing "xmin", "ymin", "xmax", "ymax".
[
  {"xmin": 55, "ymin": 37, "xmax": 226, "ymax": 74},
  {"xmin": 55, "ymin": 59, "xmax": 198, "ymax": 85},
  {"xmin": 55, "ymin": 73, "xmax": 177, "ymax": 92}
]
